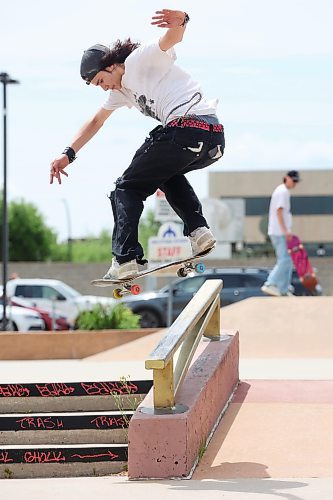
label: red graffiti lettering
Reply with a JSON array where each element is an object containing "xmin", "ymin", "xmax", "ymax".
[
  {"xmin": 16, "ymin": 417, "xmax": 64, "ymax": 430},
  {"xmin": 0, "ymin": 384, "xmax": 30, "ymax": 397},
  {"xmin": 71, "ymin": 450, "xmax": 119, "ymax": 460},
  {"xmin": 37, "ymin": 417, "xmax": 64, "ymax": 430},
  {"xmin": 36, "ymin": 383, "xmax": 75, "ymax": 397},
  {"xmin": 0, "ymin": 451, "xmax": 13, "ymax": 463},
  {"xmin": 81, "ymin": 381, "xmax": 138, "ymax": 396},
  {"xmin": 91, "ymin": 415, "xmax": 127, "ymax": 429},
  {"xmin": 16, "ymin": 417, "xmax": 36, "ymax": 429},
  {"xmin": 24, "ymin": 450, "xmax": 65, "ymax": 464}
]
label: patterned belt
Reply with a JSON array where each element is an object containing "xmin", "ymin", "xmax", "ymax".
[{"xmin": 167, "ymin": 118, "xmax": 223, "ymax": 133}]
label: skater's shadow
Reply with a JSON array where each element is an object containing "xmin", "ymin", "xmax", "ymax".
[{"xmin": 168, "ymin": 468, "xmax": 308, "ymax": 500}]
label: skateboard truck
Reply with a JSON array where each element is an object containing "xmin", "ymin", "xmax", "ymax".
[
  {"xmin": 177, "ymin": 261, "xmax": 206, "ymax": 278},
  {"xmin": 113, "ymin": 283, "xmax": 142, "ymax": 299}
]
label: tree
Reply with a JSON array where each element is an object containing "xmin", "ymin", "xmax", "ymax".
[
  {"xmin": 52, "ymin": 230, "xmax": 112, "ymax": 262},
  {"xmin": 0, "ymin": 198, "xmax": 58, "ymax": 261}
]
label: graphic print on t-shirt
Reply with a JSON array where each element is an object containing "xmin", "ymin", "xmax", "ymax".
[{"xmin": 134, "ymin": 93, "xmax": 159, "ymax": 120}]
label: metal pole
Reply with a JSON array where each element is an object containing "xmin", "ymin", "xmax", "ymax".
[
  {"xmin": 62, "ymin": 198, "xmax": 72, "ymax": 261},
  {"xmin": 167, "ymin": 282, "xmax": 174, "ymax": 327},
  {"xmin": 2, "ymin": 78, "xmax": 7, "ymax": 330},
  {"xmin": 0, "ymin": 73, "xmax": 19, "ymax": 331}
]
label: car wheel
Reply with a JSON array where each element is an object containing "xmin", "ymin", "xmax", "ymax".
[
  {"xmin": 137, "ymin": 309, "xmax": 161, "ymax": 328},
  {"xmin": 10, "ymin": 321, "xmax": 18, "ymax": 331}
]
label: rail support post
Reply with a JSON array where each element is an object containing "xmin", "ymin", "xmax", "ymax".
[{"xmin": 153, "ymin": 359, "xmax": 174, "ymax": 409}]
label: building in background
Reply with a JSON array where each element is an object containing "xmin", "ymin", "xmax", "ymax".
[{"xmin": 208, "ymin": 169, "xmax": 333, "ymax": 255}]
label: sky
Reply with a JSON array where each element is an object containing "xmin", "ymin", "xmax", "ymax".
[{"xmin": 1, "ymin": 0, "xmax": 333, "ymax": 241}]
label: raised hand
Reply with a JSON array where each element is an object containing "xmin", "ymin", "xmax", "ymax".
[
  {"xmin": 50, "ymin": 155, "xmax": 69, "ymax": 185},
  {"xmin": 151, "ymin": 9, "xmax": 186, "ymax": 29}
]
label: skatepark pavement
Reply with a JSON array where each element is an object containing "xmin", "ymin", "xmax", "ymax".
[{"xmin": 1, "ymin": 297, "xmax": 333, "ymax": 499}]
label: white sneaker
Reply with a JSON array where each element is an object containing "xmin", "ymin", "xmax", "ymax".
[
  {"xmin": 261, "ymin": 284, "xmax": 281, "ymax": 297},
  {"xmin": 189, "ymin": 227, "xmax": 216, "ymax": 256},
  {"xmin": 103, "ymin": 258, "xmax": 147, "ymax": 280}
]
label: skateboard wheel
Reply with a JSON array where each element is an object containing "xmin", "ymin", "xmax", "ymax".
[
  {"xmin": 195, "ymin": 262, "xmax": 205, "ymax": 273},
  {"xmin": 177, "ymin": 267, "xmax": 188, "ymax": 278},
  {"xmin": 113, "ymin": 288, "xmax": 123, "ymax": 299},
  {"xmin": 130, "ymin": 284, "xmax": 142, "ymax": 295}
]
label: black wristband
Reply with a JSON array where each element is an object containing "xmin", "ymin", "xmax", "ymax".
[
  {"xmin": 62, "ymin": 146, "xmax": 76, "ymax": 163},
  {"xmin": 181, "ymin": 12, "xmax": 190, "ymax": 27}
]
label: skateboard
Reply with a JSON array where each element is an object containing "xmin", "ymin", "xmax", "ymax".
[
  {"xmin": 91, "ymin": 247, "xmax": 214, "ymax": 299},
  {"xmin": 287, "ymin": 235, "xmax": 318, "ymax": 291}
]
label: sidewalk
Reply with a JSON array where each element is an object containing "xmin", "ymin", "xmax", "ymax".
[
  {"xmin": 1, "ymin": 476, "xmax": 333, "ymax": 500},
  {"xmin": 1, "ymin": 297, "xmax": 333, "ymax": 499}
]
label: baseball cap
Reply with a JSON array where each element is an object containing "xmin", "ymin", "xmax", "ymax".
[
  {"xmin": 80, "ymin": 44, "xmax": 110, "ymax": 85},
  {"xmin": 286, "ymin": 170, "xmax": 300, "ymax": 182}
]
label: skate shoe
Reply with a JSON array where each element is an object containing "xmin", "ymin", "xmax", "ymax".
[
  {"xmin": 103, "ymin": 258, "xmax": 147, "ymax": 280},
  {"xmin": 260, "ymin": 284, "xmax": 281, "ymax": 297},
  {"xmin": 281, "ymin": 291, "xmax": 295, "ymax": 297},
  {"xmin": 188, "ymin": 227, "xmax": 216, "ymax": 256}
]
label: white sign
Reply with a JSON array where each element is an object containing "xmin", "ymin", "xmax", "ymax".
[
  {"xmin": 148, "ymin": 237, "xmax": 191, "ymax": 261},
  {"xmin": 154, "ymin": 189, "xmax": 181, "ymax": 222}
]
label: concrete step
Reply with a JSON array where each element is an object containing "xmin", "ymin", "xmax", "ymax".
[
  {"xmin": 0, "ymin": 444, "xmax": 128, "ymax": 478},
  {"xmin": 0, "ymin": 411, "xmax": 133, "ymax": 445},
  {"xmin": 0, "ymin": 380, "xmax": 152, "ymax": 413}
]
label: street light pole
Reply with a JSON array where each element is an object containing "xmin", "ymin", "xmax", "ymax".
[
  {"xmin": 62, "ymin": 198, "xmax": 72, "ymax": 262},
  {"xmin": 1, "ymin": 73, "xmax": 19, "ymax": 331}
]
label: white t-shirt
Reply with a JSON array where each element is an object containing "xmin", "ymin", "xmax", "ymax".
[
  {"xmin": 268, "ymin": 183, "xmax": 292, "ymax": 236},
  {"xmin": 102, "ymin": 39, "xmax": 218, "ymax": 125}
]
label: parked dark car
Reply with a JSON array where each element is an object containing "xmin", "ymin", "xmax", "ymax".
[{"xmin": 122, "ymin": 267, "xmax": 322, "ymax": 328}]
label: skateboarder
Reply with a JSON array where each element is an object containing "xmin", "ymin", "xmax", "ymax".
[
  {"xmin": 49, "ymin": 9, "xmax": 225, "ymax": 279},
  {"xmin": 261, "ymin": 170, "xmax": 300, "ymax": 297}
]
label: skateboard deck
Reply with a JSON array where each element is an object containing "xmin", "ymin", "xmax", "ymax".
[
  {"xmin": 91, "ymin": 246, "xmax": 214, "ymax": 299},
  {"xmin": 287, "ymin": 235, "xmax": 318, "ymax": 291}
]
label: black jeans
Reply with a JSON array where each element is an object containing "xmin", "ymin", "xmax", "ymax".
[{"xmin": 109, "ymin": 122, "xmax": 225, "ymax": 263}]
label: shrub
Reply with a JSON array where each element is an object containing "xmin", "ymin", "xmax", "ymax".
[
  {"xmin": 1, "ymin": 198, "xmax": 57, "ymax": 261},
  {"xmin": 75, "ymin": 303, "xmax": 140, "ymax": 330}
]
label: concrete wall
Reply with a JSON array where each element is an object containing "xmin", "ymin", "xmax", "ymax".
[
  {"xmin": 245, "ymin": 215, "xmax": 333, "ymax": 243},
  {"xmin": 0, "ymin": 329, "xmax": 159, "ymax": 360},
  {"xmin": 209, "ymin": 169, "xmax": 333, "ymax": 197}
]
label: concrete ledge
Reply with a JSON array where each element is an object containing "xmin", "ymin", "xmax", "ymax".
[
  {"xmin": 0, "ymin": 329, "xmax": 159, "ymax": 360},
  {"xmin": 128, "ymin": 330, "xmax": 239, "ymax": 479}
]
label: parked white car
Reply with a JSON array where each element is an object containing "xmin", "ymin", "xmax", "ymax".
[
  {"xmin": 0, "ymin": 303, "xmax": 45, "ymax": 331},
  {"xmin": 6, "ymin": 279, "xmax": 115, "ymax": 328}
]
